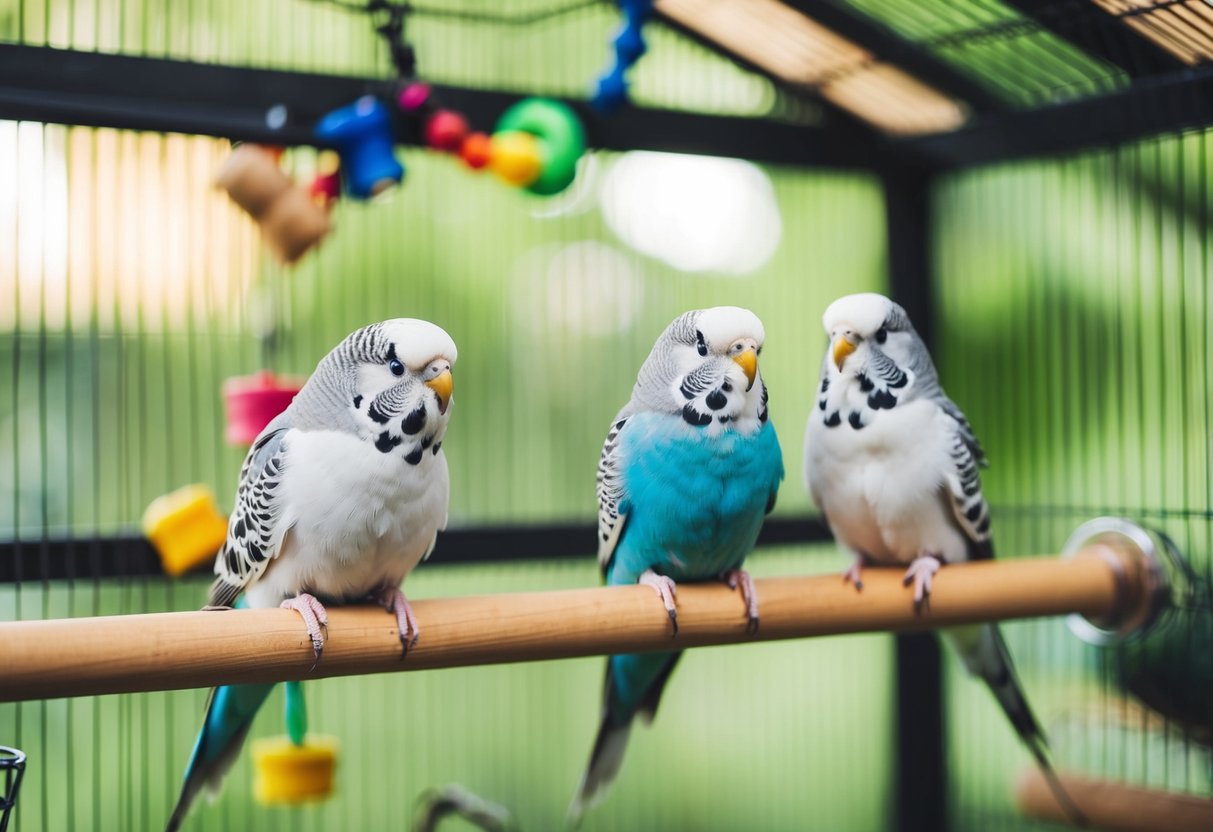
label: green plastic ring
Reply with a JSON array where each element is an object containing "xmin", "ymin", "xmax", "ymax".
[{"xmin": 495, "ymin": 98, "xmax": 586, "ymax": 196}]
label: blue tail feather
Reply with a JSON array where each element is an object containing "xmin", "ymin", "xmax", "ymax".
[{"xmin": 166, "ymin": 682, "xmax": 275, "ymax": 832}]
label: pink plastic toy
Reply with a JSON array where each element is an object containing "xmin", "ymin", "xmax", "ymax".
[{"xmin": 223, "ymin": 371, "xmax": 304, "ymax": 445}]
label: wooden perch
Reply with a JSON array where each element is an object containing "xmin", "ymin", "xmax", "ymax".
[
  {"xmin": 1017, "ymin": 769, "xmax": 1213, "ymax": 831},
  {"xmin": 0, "ymin": 546, "xmax": 1145, "ymax": 702}
]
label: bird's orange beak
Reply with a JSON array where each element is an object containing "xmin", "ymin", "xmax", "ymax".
[
  {"xmin": 832, "ymin": 336, "xmax": 857, "ymax": 371},
  {"xmin": 425, "ymin": 369, "xmax": 453, "ymax": 414},
  {"xmin": 732, "ymin": 348, "xmax": 758, "ymax": 391}
]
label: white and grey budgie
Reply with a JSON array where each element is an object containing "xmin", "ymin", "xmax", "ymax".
[
  {"xmin": 166, "ymin": 318, "xmax": 457, "ymax": 831},
  {"xmin": 803, "ymin": 292, "xmax": 1083, "ymax": 822}
]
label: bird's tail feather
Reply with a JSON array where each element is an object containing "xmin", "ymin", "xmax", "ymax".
[
  {"xmin": 567, "ymin": 716, "xmax": 632, "ymax": 829},
  {"xmin": 166, "ymin": 683, "xmax": 275, "ymax": 832},
  {"xmin": 949, "ymin": 625, "xmax": 1087, "ymax": 827}
]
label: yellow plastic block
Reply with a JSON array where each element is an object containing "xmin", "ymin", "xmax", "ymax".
[
  {"xmin": 252, "ymin": 736, "xmax": 339, "ymax": 805},
  {"xmin": 141, "ymin": 485, "xmax": 229, "ymax": 577}
]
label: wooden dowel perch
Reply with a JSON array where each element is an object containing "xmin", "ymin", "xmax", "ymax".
[
  {"xmin": 0, "ymin": 545, "xmax": 1148, "ymax": 702},
  {"xmin": 1017, "ymin": 769, "xmax": 1213, "ymax": 832}
]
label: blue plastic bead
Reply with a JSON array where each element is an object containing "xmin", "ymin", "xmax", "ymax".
[
  {"xmin": 314, "ymin": 96, "xmax": 404, "ymax": 200},
  {"xmin": 591, "ymin": 0, "xmax": 654, "ymax": 113}
]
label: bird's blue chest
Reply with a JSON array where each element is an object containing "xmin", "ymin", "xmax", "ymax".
[{"xmin": 608, "ymin": 412, "xmax": 783, "ymax": 585}]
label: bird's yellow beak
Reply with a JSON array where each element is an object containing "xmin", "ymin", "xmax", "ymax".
[
  {"xmin": 832, "ymin": 336, "xmax": 857, "ymax": 371},
  {"xmin": 732, "ymin": 348, "xmax": 758, "ymax": 391},
  {"xmin": 425, "ymin": 369, "xmax": 453, "ymax": 414}
]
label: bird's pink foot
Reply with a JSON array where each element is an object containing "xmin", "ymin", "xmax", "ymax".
[
  {"xmin": 281, "ymin": 593, "xmax": 329, "ymax": 661},
  {"xmin": 842, "ymin": 557, "xmax": 866, "ymax": 592},
  {"xmin": 721, "ymin": 568, "xmax": 760, "ymax": 634},
  {"xmin": 372, "ymin": 586, "xmax": 420, "ymax": 656},
  {"xmin": 639, "ymin": 569, "xmax": 679, "ymax": 636},
  {"xmin": 902, "ymin": 554, "xmax": 943, "ymax": 613}
]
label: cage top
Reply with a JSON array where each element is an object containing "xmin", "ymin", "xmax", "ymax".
[{"xmin": 3, "ymin": 0, "xmax": 1213, "ymax": 172}]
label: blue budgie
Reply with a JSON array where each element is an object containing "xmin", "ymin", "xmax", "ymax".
[
  {"xmin": 569, "ymin": 307, "xmax": 784, "ymax": 822},
  {"xmin": 167, "ymin": 319, "xmax": 457, "ymax": 831}
]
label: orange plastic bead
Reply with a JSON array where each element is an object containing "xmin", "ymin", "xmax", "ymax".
[{"xmin": 459, "ymin": 132, "xmax": 492, "ymax": 170}]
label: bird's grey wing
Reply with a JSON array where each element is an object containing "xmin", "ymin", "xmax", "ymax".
[
  {"xmin": 938, "ymin": 397, "xmax": 994, "ymax": 561},
  {"xmin": 208, "ymin": 419, "xmax": 292, "ymax": 608},
  {"xmin": 596, "ymin": 410, "xmax": 633, "ymax": 576}
]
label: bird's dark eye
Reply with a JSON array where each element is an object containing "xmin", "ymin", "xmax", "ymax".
[
  {"xmin": 875, "ymin": 327, "xmax": 888, "ymax": 344},
  {"xmin": 695, "ymin": 331, "xmax": 708, "ymax": 357},
  {"xmin": 388, "ymin": 358, "xmax": 405, "ymax": 376}
]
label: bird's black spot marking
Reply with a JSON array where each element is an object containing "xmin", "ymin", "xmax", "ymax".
[
  {"xmin": 759, "ymin": 407, "xmax": 768, "ymax": 424},
  {"xmin": 402, "ymin": 404, "xmax": 427, "ymax": 435},
  {"xmin": 615, "ymin": 420, "xmax": 626, "ymax": 430},
  {"xmin": 976, "ymin": 515, "xmax": 990, "ymax": 535},
  {"xmin": 226, "ymin": 549, "xmax": 240, "ymax": 573},
  {"xmin": 965, "ymin": 503, "xmax": 983, "ymax": 522},
  {"xmin": 857, "ymin": 373, "xmax": 874, "ymax": 392},
  {"xmin": 404, "ymin": 447, "xmax": 424, "ymax": 465},
  {"xmin": 718, "ymin": 415, "xmax": 731, "ymax": 423},
  {"xmin": 819, "ymin": 398, "xmax": 827, "ymax": 411},
  {"xmin": 432, "ymin": 441, "xmax": 442, "ymax": 455},
  {"xmin": 680, "ymin": 379, "xmax": 698, "ymax": 400},
  {"xmin": 257, "ymin": 512, "xmax": 271, "ymax": 523},
  {"xmin": 602, "ymin": 532, "xmax": 609, "ymax": 541},
  {"xmin": 848, "ymin": 411, "xmax": 865, "ymax": 430},
  {"xmin": 820, "ymin": 378, "xmax": 829, "ymax": 393},
  {"xmin": 706, "ymin": 390, "xmax": 727, "ymax": 410},
  {"xmin": 367, "ymin": 401, "xmax": 391, "ymax": 424},
  {"xmin": 353, "ymin": 395, "xmax": 363, "ymax": 409},
  {"xmin": 889, "ymin": 371, "xmax": 907, "ymax": 389},
  {"xmin": 247, "ymin": 540, "xmax": 265, "ymax": 562},
  {"xmin": 824, "ymin": 411, "xmax": 841, "ymax": 428},
  {"xmin": 232, "ymin": 517, "xmax": 246, "ymax": 538},
  {"xmin": 682, "ymin": 404, "xmax": 711, "ymax": 426},
  {"xmin": 375, "ymin": 431, "xmax": 402, "ymax": 454},
  {"xmin": 868, "ymin": 389, "xmax": 897, "ymax": 410},
  {"xmin": 263, "ymin": 480, "xmax": 278, "ymax": 490}
]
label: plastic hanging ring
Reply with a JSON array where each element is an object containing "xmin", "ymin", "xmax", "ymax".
[
  {"xmin": 1061, "ymin": 517, "xmax": 1176, "ymax": 646},
  {"xmin": 495, "ymin": 98, "xmax": 587, "ymax": 196}
]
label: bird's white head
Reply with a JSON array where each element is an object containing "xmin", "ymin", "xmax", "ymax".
[
  {"xmin": 821, "ymin": 292, "xmax": 915, "ymax": 376},
  {"xmin": 641, "ymin": 305, "xmax": 769, "ymax": 430},
  {"xmin": 297, "ymin": 318, "xmax": 457, "ymax": 462}
]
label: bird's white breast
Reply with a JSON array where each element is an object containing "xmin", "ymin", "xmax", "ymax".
[
  {"xmin": 243, "ymin": 429, "xmax": 449, "ymax": 608},
  {"xmin": 805, "ymin": 398, "xmax": 970, "ymax": 565}
]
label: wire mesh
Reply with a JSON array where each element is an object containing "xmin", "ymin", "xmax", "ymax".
[{"xmin": 934, "ymin": 126, "xmax": 1213, "ymax": 827}]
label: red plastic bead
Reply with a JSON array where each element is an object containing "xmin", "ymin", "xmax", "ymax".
[
  {"xmin": 425, "ymin": 110, "xmax": 470, "ymax": 153},
  {"xmin": 459, "ymin": 132, "xmax": 492, "ymax": 169},
  {"xmin": 309, "ymin": 170, "xmax": 341, "ymax": 206}
]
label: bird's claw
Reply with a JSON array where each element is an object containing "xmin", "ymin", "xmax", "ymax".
[
  {"xmin": 281, "ymin": 593, "xmax": 329, "ymax": 666},
  {"xmin": 902, "ymin": 554, "xmax": 942, "ymax": 614},
  {"xmin": 640, "ymin": 570, "xmax": 679, "ymax": 637},
  {"xmin": 722, "ymin": 569, "xmax": 760, "ymax": 635},
  {"xmin": 842, "ymin": 559, "xmax": 865, "ymax": 592},
  {"xmin": 373, "ymin": 586, "xmax": 420, "ymax": 657}
]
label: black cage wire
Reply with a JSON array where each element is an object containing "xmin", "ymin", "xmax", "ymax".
[{"xmin": 1, "ymin": 0, "xmax": 1212, "ymax": 830}]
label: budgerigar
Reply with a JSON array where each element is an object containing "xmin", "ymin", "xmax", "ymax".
[
  {"xmin": 803, "ymin": 292, "xmax": 1083, "ymax": 821},
  {"xmin": 569, "ymin": 307, "xmax": 784, "ymax": 822},
  {"xmin": 166, "ymin": 319, "xmax": 457, "ymax": 831}
]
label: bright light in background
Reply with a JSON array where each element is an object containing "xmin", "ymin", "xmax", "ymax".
[
  {"xmin": 0, "ymin": 122, "xmax": 255, "ymax": 332},
  {"xmin": 600, "ymin": 151, "xmax": 782, "ymax": 275}
]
